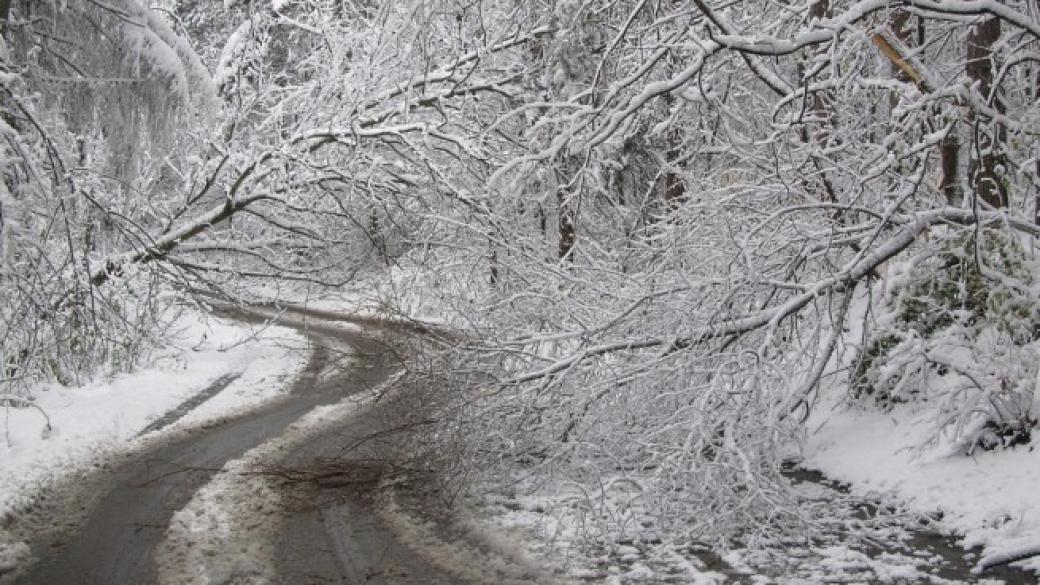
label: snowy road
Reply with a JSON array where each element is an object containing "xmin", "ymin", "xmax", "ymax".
[
  {"xmin": 8, "ymin": 304, "xmax": 1035, "ymax": 585},
  {"xmin": 7, "ymin": 306, "xmax": 468, "ymax": 585}
]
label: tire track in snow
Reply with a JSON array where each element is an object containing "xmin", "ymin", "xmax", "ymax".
[{"xmin": 137, "ymin": 372, "xmax": 243, "ymax": 438}]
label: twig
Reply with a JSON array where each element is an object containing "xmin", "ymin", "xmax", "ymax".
[{"xmin": 0, "ymin": 394, "xmax": 51, "ymax": 432}]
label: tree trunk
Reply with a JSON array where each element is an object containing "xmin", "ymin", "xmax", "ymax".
[
  {"xmin": 489, "ymin": 248, "xmax": 499, "ymax": 284},
  {"xmin": 0, "ymin": 0, "xmax": 11, "ymax": 37},
  {"xmin": 966, "ymin": 16, "xmax": 1007, "ymax": 208},
  {"xmin": 661, "ymin": 87, "xmax": 686, "ymax": 212},
  {"xmin": 558, "ymin": 187, "xmax": 576, "ymax": 261},
  {"xmin": 941, "ymin": 130, "xmax": 963, "ymax": 207},
  {"xmin": 803, "ymin": 0, "xmax": 837, "ymax": 204}
]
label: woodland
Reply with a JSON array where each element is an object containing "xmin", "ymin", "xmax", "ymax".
[{"xmin": 1, "ymin": 0, "xmax": 1040, "ymax": 553}]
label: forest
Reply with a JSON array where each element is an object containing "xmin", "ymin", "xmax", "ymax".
[{"xmin": 1, "ymin": 0, "xmax": 1040, "ymax": 581}]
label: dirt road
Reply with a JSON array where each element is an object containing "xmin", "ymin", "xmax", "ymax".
[{"xmin": 9, "ymin": 307, "xmax": 464, "ymax": 585}]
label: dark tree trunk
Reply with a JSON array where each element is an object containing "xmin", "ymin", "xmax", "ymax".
[
  {"xmin": 558, "ymin": 188, "xmax": 575, "ymax": 261},
  {"xmin": 966, "ymin": 17, "xmax": 1007, "ymax": 208},
  {"xmin": 808, "ymin": 0, "xmax": 829, "ymax": 22},
  {"xmin": 662, "ymin": 130, "xmax": 686, "ymax": 211},
  {"xmin": 0, "ymin": 0, "xmax": 11, "ymax": 35},
  {"xmin": 663, "ymin": 168, "xmax": 685, "ymax": 209},
  {"xmin": 489, "ymin": 248, "xmax": 498, "ymax": 284},
  {"xmin": 802, "ymin": 0, "xmax": 836, "ymax": 204},
  {"xmin": 940, "ymin": 130, "xmax": 963, "ymax": 207},
  {"xmin": 660, "ymin": 87, "xmax": 686, "ymax": 212}
]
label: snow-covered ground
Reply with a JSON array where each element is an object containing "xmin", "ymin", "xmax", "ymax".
[
  {"xmin": 436, "ymin": 459, "xmax": 1036, "ymax": 584},
  {"xmin": 0, "ymin": 307, "xmax": 308, "ymax": 572},
  {"xmin": 798, "ymin": 274, "xmax": 1040, "ymax": 578},
  {"xmin": 805, "ymin": 393, "xmax": 1040, "ymax": 575}
]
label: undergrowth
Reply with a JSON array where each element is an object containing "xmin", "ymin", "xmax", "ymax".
[{"xmin": 852, "ymin": 227, "xmax": 1039, "ymax": 453}]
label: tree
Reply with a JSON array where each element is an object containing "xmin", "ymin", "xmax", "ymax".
[
  {"xmin": 396, "ymin": 0, "xmax": 1040, "ymax": 545},
  {"xmin": 966, "ymin": 15, "xmax": 1007, "ymax": 209}
]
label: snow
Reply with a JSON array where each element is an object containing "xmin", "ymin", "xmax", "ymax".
[
  {"xmin": 0, "ymin": 538, "xmax": 27, "ymax": 575},
  {"xmin": 214, "ymin": 20, "xmax": 254, "ymax": 95},
  {"xmin": 801, "ymin": 547, "xmax": 932, "ymax": 583},
  {"xmin": 805, "ymin": 393, "xmax": 1040, "ymax": 575},
  {"xmin": 0, "ymin": 308, "xmax": 307, "ymax": 572},
  {"xmin": 137, "ymin": 4, "xmax": 220, "ymax": 113},
  {"xmin": 976, "ymin": 543, "xmax": 1040, "ymax": 575}
]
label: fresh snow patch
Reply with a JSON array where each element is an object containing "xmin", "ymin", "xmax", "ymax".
[{"xmin": 975, "ymin": 543, "xmax": 1040, "ymax": 575}]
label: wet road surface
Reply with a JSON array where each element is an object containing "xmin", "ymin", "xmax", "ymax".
[{"xmin": 10, "ymin": 306, "xmax": 427, "ymax": 585}]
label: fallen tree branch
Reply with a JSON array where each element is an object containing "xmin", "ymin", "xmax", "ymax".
[
  {"xmin": 506, "ymin": 208, "xmax": 1038, "ymax": 385},
  {"xmin": 88, "ymin": 192, "xmax": 270, "ymax": 287}
]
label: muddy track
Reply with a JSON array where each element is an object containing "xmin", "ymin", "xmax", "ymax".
[
  {"xmin": 272, "ymin": 397, "xmax": 469, "ymax": 585},
  {"xmin": 7, "ymin": 307, "xmax": 430, "ymax": 585}
]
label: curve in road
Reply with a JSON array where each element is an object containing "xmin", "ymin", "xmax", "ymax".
[{"xmin": 10, "ymin": 309, "xmax": 413, "ymax": 585}]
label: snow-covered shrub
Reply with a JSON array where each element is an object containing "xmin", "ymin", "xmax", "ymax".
[{"xmin": 853, "ymin": 228, "xmax": 1039, "ymax": 451}]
